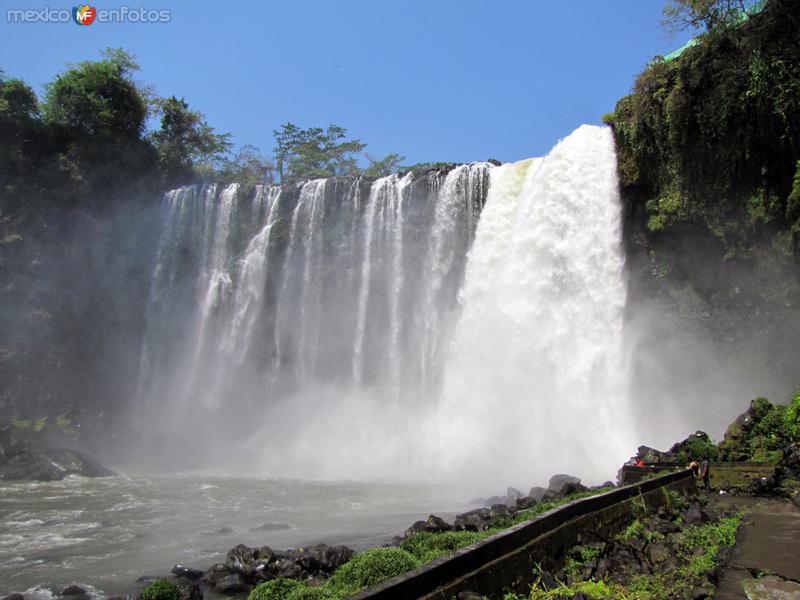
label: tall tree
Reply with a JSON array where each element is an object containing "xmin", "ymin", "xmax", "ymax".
[
  {"xmin": 661, "ymin": 0, "xmax": 758, "ymax": 33},
  {"xmin": 150, "ymin": 96, "xmax": 231, "ymax": 184},
  {"xmin": 273, "ymin": 122, "xmax": 366, "ymax": 182}
]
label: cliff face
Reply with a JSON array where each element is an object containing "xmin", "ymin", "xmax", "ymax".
[{"xmin": 607, "ymin": 0, "xmax": 800, "ymax": 431}]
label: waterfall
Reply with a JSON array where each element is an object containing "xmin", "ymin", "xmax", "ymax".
[
  {"xmin": 137, "ymin": 125, "xmax": 633, "ymax": 487},
  {"xmin": 435, "ymin": 125, "xmax": 631, "ymax": 486}
]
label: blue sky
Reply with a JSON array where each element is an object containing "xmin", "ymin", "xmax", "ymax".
[{"xmin": 0, "ymin": 1, "xmax": 692, "ymax": 165}]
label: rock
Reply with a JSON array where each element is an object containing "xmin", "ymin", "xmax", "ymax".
[
  {"xmin": 684, "ymin": 504, "xmax": 710, "ymax": 525},
  {"xmin": 647, "ymin": 517, "xmax": 680, "ymax": 535},
  {"xmin": 202, "ymin": 563, "xmax": 231, "ymax": 585},
  {"xmin": 456, "ymin": 592, "xmax": 483, "ymax": 600},
  {"xmin": 210, "ymin": 526, "xmax": 235, "ymax": 535},
  {"xmin": 226, "ymin": 543, "xmax": 275, "ymax": 578},
  {"xmin": 506, "ymin": 487, "xmax": 524, "ymax": 505},
  {"xmin": 528, "ymin": 486, "xmax": 547, "ymax": 502},
  {"xmin": 61, "ymin": 586, "xmax": 87, "ymax": 597},
  {"xmin": 2, "ymin": 594, "xmax": 24, "ymax": 600},
  {"xmin": 269, "ymin": 557, "xmax": 302, "ymax": 579},
  {"xmin": 516, "ymin": 496, "xmax": 538, "ymax": 510},
  {"xmin": 559, "ymin": 481, "xmax": 589, "ymax": 496},
  {"xmin": 782, "ymin": 442, "xmax": 800, "ymax": 474},
  {"xmin": 792, "ymin": 490, "xmax": 800, "ymax": 508},
  {"xmin": 214, "ymin": 574, "xmax": 250, "ymax": 594},
  {"xmin": 750, "ymin": 474, "xmax": 778, "ymax": 495},
  {"xmin": 742, "ymin": 579, "xmax": 800, "ymax": 599},
  {"xmin": 176, "ymin": 581, "xmax": 202, "ymax": 600},
  {"xmin": 540, "ymin": 489, "xmax": 562, "ymax": 503},
  {"xmin": 249, "ymin": 522, "xmax": 290, "ymax": 532},
  {"xmin": 424, "ymin": 514, "xmax": 452, "ymax": 533},
  {"xmin": 171, "ymin": 564, "xmax": 205, "ymax": 580},
  {"xmin": 454, "ymin": 508, "xmax": 492, "ymax": 531},
  {"xmin": 0, "ymin": 443, "xmax": 115, "ymax": 481},
  {"xmin": 548, "ymin": 474, "xmax": 581, "ymax": 491},
  {"xmin": 645, "ymin": 541, "xmax": 670, "ymax": 565}
]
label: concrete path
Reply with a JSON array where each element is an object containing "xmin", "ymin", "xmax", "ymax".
[{"xmin": 712, "ymin": 496, "xmax": 800, "ymax": 600}]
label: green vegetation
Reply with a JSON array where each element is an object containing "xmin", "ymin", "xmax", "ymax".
[
  {"xmin": 400, "ymin": 530, "xmax": 485, "ymax": 562},
  {"xmin": 504, "ymin": 514, "xmax": 742, "ymax": 600},
  {"xmin": 248, "ymin": 579, "xmax": 305, "ymax": 600},
  {"xmin": 719, "ymin": 392, "xmax": 800, "ymax": 461},
  {"xmin": 326, "ymin": 547, "xmax": 420, "ymax": 596},
  {"xmin": 138, "ymin": 580, "xmax": 178, "ymax": 600}
]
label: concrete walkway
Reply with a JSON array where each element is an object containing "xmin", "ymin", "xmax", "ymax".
[{"xmin": 712, "ymin": 496, "xmax": 800, "ymax": 600}]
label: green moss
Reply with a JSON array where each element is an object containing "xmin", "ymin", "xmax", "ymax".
[
  {"xmin": 139, "ymin": 580, "xmax": 178, "ymax": 600},
  {"xmin": 617, "ymin": 519, "xmax": 645, "ymax": 542}
]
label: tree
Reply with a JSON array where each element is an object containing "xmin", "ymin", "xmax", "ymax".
[
  {"xmin": 0, "ymin": 72, "xmax": 39, "ymax": 123},
  {"xmin": 661, "ymin": 0, "xmax": 757, "ymax": 34},
  {"xmin": 42, "ymin": 48, "xmax": 148, "ymax": 140},
  {"xmin": 219, "ymin": 144, "xmax": 276, "ymax": 186},
  {"xmin": 150, "ymin": 96, "xmax": 231, "ymax": 184},
  {"xmin": 272, "ymin": 122, "xmax": 366, "ymax": 182},
  {"xmin": 363, "ymin": 153, "xmax": 405, "ymax": 178}
]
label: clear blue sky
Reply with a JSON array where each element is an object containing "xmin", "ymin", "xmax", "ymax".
[{"xmin": 0, "ymin": 0, "xmax": 692, "ymax": 165}]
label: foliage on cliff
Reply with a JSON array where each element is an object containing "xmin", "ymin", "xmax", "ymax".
[{"xmin": 605, "ymin": 0, "xmax": 800, "ymax": 252}]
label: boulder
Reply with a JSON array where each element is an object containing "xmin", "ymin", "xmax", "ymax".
[
  {"xmin": 516, "ymin": 496, "xmax": 538, "ymax": 510},
  {"xmin": 782, "ymin": 442, "xmax": 800, "ymax": 474},
  {"xmin": 202, "ymin": 563, "xmax": 232, "ymax": 585},
  {"xmin": 684, "ymin": 504, "xmax": 710, "ymax": 525},
  {"xmin": 506, "ymin": 487, "xmax": 524, "ymax": 506},
  {"xmin": 548, "ymin": 474, "xmax": 581, "ymax": 491},
  {"xmin": 61, "ymin": 586, "xmax": 87, "ymax": 597},
  {"xmin": 214, "ymin": 573, "xmax": 250, "ymax": 594},
  {"xmin": 171, "ymin": 565, "xmax": 205, "ymax": 580},
  {"xmin": 176, "ymin": 581, "xmax": 202, "ymax": 600},
  {"xmin": 528, "ymin": 486, "xmax": 547, "ymax": 502},
  {"xmin": 454, "ymin": 508, "xmax": 492, "ymax": 532},
  {"xmin": 0, "ymin": 445, "xmax": 115, "ymax": 481},
  {"xmin": 225, "ymin": 544, "xmax": 275, "ymax": 579},
  {"xmin": 484, "ymin": 495, "xmax": 506, "ymax": 507},
  {"xmin": 2, "ymin": 595, "xmax": 24, "ymax": 600}
]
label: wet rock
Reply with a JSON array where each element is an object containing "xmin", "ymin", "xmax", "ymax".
[
  {"xmin": 0, "ymin": 444, "xmax": 115, "ymax": 481},
  {"xmin": 406, "ymin": 514, "xmax": 452, "ymax": 536},
  {"xmin": 454, "ymin": 508, "xmax": 492, "ymax": 531},
  {"xmin": 176, "ymin": 581, "xmax": 202, "ymax": 600},
  {"xmin": 269, "ymin": 557, "xmax": 302, "ymax": 579},
  {"xmin": 516, "ymin": 496, "xmax": 538, "ymax": 510},
  {"xmin": 684, "ymin": 503, "xmax": 710, "ymax": 525},
  {"xmin": 751, "ymin": 474, "xmax": 779, "ymax": 495},
  {"xmin": 202, "ymin": 563, "xmax": 232, "ymax": 585},
  {"xmin": 61, "ymin": 586, "xmax": 87, "ymax": 597},
  {"xmin": 548, "ymin": 474, "xmax": 581, "ymax": 491},
  {"xmin": 528, "ymin": 486, "xmax": 547, "ymax": 502},
  {"xmin": 171, "ymin": 565, "xmax": 205, "ymax": 580},
  {"xmin": 214, "ymin": 573, "xmax": 250, "ymax": 594},
  {"xmin": 3, "ymin": 594, "xmax": 24, "ymax": 600},
  {"xmin": 742, "ymin": 578, "xmax": 800, "ymax": 599},
  {"xmin": 249, "ymin": 522, "xmax": 290, "ymax": 532},
  {"xmin": 490, "ymin": 503, "xmax": 513, "ymax": 521},
  {"xmin": 226, "ymin": 543, "xmax": 275, "ymax": 579},
  {"xmin": 207, "ymin": 526, "xmax": 235, "ymax": 535},
  {"xmin": 506, "ymin": 487, "xmax": 524, "ymax": 505}
]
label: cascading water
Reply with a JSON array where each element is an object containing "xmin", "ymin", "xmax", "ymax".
[{"xmin": 136, "ymin": 125, "xmax": 633, "ymax": 488}]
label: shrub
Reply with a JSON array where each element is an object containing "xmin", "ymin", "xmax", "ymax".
[
  {"xmin": 139, "ymin": 580, "xmax": 178, "ymax": 600},
  {"xmin": 400, "ymin": 531, "xmax": 484, "ymax": 563},
  {"xmin": 327, "ymin": 547, "xmax": 419, "ymax": 596},
  {"xmin": 248, "ymin": 579, "xmax": 304, "ymax": 600}
]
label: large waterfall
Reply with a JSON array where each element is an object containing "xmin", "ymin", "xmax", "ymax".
[{"xmin": 137, "ymin": 125, "xmax": 632, "ymax": 488}]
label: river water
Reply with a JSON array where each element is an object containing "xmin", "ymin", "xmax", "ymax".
[{"xmin": 0, "ymin": 474, "xmax": 465, "ymax": 597}]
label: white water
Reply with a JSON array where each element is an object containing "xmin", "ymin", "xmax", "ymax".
[
  {"xmin": 435, "ymin": 125, "xmax": 631, "ymax": 487},
  {"xmin": 136, "ymin": 125, "xmax": 632, "ymax": 490}
]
